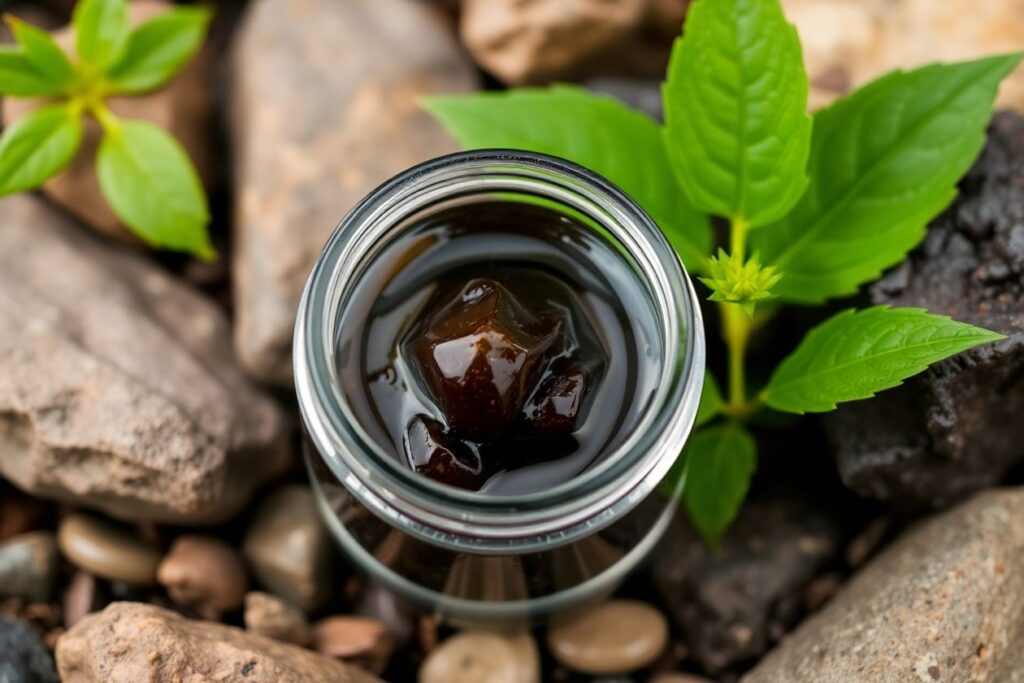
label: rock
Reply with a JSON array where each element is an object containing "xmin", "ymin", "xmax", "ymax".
[
  {"xmin": 311, "ymin": 616, "xmax": 395, "ymax": 674},
  {"xmin": 242, "ymin": 485, "xmax": 333, "ymax": 612},
  {"xmin": 461, "ymin": 0, "xmax": 647, "ymax": 85},
  {"xmin": 244, "ymin": 591, "xmax": 310, "ymax": 646},
  {"xmin": 0, "ymin": 532, "xmax": 58, "ymax": 603},
  {"xmin": 62, "ymin": 572, "xmax": 101, "ymax": 630},
  {"xmin": 55, "ymin": 602, "xmax": 382, "ymax": 683},
  {"xmin": 652, "ymin": 496, "xmax": 839, "ymax": 674},
  {"xmin": 547, "ymin": 601, "xmax": 668, "ymax": 675},
  {"xmin": 1, "ymin": 1, "xmax": 213, "ymax": 242},
  {"xmin": 354, "ymin": 581, "xmax": 414, "ymax": 647},
  {"xmin": 649, "ymin": 675, "xmax": 713, "ymax": 683},
  {"xmin": 782, "ymin": 0, "xmax": 1024, "ymax": 113},
  {"xmin": 742, "ymin": 489, "xmax": 1024, "ymax": 683},
  {"xmin": 230, "ymin": 0, "xmax": 478, "ymax": 384},
  {"xmin": 0, "ymin": 489, "xmax": 46, "ymax": 542},
  {"xmin": 156, "ymin": 535, "xmax": 248, "ymax": 619},
  {"xmin": 57, "ymin": 513, "xmax": 160, "ymax": 586},
  {"xmin": 420, "ymin": 630, "xmax": 540, "ymax": 683},
  {"xmin": 825, "ymin": 112, "xmax": 1024, "ymax": 507},
  {"xmin": 0, "ymin": 194, "xmax": 289, "ymax": 523},
  {"xmin": 0, "ymin": 617, "xmax": 59, "ymax": 683}
]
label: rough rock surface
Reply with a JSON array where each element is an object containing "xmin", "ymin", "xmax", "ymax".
[
  {"xmin": 56, "ymin": 602, "xmax": 381, "ymax": 683},
  {"xmin": 653, "ymin": 496, "xmax": 839, "ymax": 673},
  {"xmin": 0, "ymin": 195, "xmax": 288, "ymax": 523},
  {"xmin": 230, "ymin": 0, "xmax": 478, "ymax": 384},
  {"xmin": 782, "ymin": 0, "xmax": 1024, "ymax": 112},
  {"xmin": 825, "ymin": 112, "xmax": 1024, "ymax": 507},
  {"xmin": 2, "ymin": 1, "xmax": 213, "ymax": 242},
  {"xmin": 743, "ymin": 489, "xmax": 1024, "ymax": 683},
  {"xmin": 0, "ymin": 617, "xmax": 59, "ymax": 683}
]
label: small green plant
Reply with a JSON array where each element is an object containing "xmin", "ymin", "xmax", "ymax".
[
  {"xmin": 424, "ymin": 0, "xmax": 1021, "ymax": 543},
  {"xmin": 0, "ymin": 0, "xmax": 213, "ymax": 258}
]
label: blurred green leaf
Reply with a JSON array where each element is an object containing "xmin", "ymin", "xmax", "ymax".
[
  {"xmin": 73, "ymin": 0, "xmax": 130, "ymax": 71},
  {"xmin": 682, "ymin": 422, "xmax": 757, "ymax": 545},
  {"xmin": 0, "ymin": 102, "xmax": 82, "ymax": 195},
  {"xmin": 5, "ymin": 15, "xmax": 75, "ymax": 88},
  {"xmin": 0, "ymin": 45, "xmax": 67, "ymax": 96},
  {"xmin": 107, "ymin": 5, "xmax": 213, "ymax": 93}
]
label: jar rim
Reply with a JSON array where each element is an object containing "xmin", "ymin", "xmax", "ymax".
[{"xmin": 294, "ymin": 149, "xmax": 705, "ymax": 549}]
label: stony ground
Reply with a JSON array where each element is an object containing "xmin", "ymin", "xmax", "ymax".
[{"xmin": 1, "ymin": 1, "xmax": 1023, "ymax": 682}]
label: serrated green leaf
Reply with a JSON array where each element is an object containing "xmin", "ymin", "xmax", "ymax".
[
  {"xmin": 752, "ymin": 54, "xmax": 1023, "ymax": 304},
  {"xmin": 662, "ymin": 0, "xmax": 811, "ymax": 227},
  {"xmin": 682, "ymin": 423, "xmax": 757, "ymax": 544},
  {"xmin": 6, "ymin": 16, "xmax": 75, "ymax": 88},
  {"xmin": 0, "ymin": 45, "xmax": 65, "ymax": 96},
  {"xmin": 762, "ymin": 306, "xmax": 1005, "ymax": 413},
  {"xmin": 0, "ymin": 103, "xmax": 82, "ymax": 195},
  {"xmin": 97, "ymin": 119, "xmax": 213, "ymax": 258},
  {"xmin": 106, "ymin": 6, "xmax": 212, "ymax": 93},
  {"xmin": 695, "ymin": 371, "xmax": 722, "ymax": 427},
  {"xmin": 422, "ymin": 86, "xmax": 712, "ymax": 272},
  {"xmin": 73, "ymin": 0, "xmax": 130, "ymax": 71}
]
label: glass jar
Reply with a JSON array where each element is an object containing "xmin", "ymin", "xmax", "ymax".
[{"xmin": 294, "ymin": 150, "xmax": 705, "ymax": 624}]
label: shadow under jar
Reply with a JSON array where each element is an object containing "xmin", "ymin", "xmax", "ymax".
[{"xmin": 294, "ymin": 150, "xmax": 705, "ymax": 625}]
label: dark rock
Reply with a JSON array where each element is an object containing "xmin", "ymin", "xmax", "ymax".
[
  {"xmin": 0, "ymin": 532, "xmax": 58, "ymax": 603},
  {"xmin": 652, "ymin": 496, "xmax": 839, "ymax": 674},
  {"xmin": 825, "ymin": 112, "xmax": 1024, "ymax": 507},
  {"xmin": 0, "ymin": 618, "xmax": 58, "ymax": 683}
]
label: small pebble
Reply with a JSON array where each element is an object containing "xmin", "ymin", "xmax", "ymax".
[
  {"xmin": 0, "ymin": 617, "xmax": 58, "ymax": 683},
  {"xmin": 547, "ymin": 600, "xmax": 668, "ymax": 675},
  {"xmin": 420, "ymin": 630, "xmax": 539, "ymax": 683},
  {"xmin": 62, "ymin": 572, "xmax": 101, "ymax": 629},
  {"xmin": 355, "ymin": 581, "xmax": 414, "ymax": 646},
  {"xmin": 243, "ymin": 591, "xmax": 310, "ymax": 646},
  {"xmin": 0, "ymin": 532, "xmax": 58, "ymax": 603},
  {"xmin": 242, "ymin": 485, "xmax": 333, "ymax": 612},
  {"xmin": 57, "ymin": 513, "xmax": 160, "ymax": 585},
  {"xmin": 157, "ymin": 535, "xmax": 248, "ymax": 619},
  {"xmin": 649, "ymin": 675, "xmax": 714, "ymax": 683},
  {"xmin": 312, "ymin": 615, "xmax": 395, "ymax": 674}
]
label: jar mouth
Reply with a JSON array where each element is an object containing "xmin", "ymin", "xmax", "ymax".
[{"xmin": 295, "ymin": 150, "xmax": 705, "ymax": 546}]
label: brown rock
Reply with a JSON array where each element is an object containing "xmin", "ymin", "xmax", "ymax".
[
  {"xmin": 0, "ymin": 531, "xmax": 59, "ymax": 603},
  {"xmin": 312, "ymin": 616, "xmax": 394, "ymax": 674},
  {"xmin": 420, "ymin": 630, "xmax": 540, "ymax": 683},
  {"xmin": 0, "ymin": 194, "xmax": 289, "ymax": 523},
  {"xmin": 244, "ymin": 591, "xmax": 310, "ymax": 646},
  {"xmin": 57, "ymin": 514, "xmax": 160, "ymax": 586},
  {"xmin": 56, "ymin": 602, "xmax": 382, "ymax": 683},
  {"xmin": 742, "ymin": 490, "xmax": 1024, "ymax": 683},
  {"xmin": 547, "ymin": 600, "xmax": 668, "ymax": 675},
  {"xmin": 157, "ymin": 535, "xmax": 248, "ymax": 619},
  {"xmin": 461, "ymin": 0, "xmax": 647, "ymax": 85},
  {"xmin": 650, "ymin": 675, "xmax": 714, "ymax": 683},
  {"xmin": 1, "ymin": 1, "xmax": 213, "ymax": 242},
  {"xmin": 230, "ymin": 0, "xmax": 478, "ymax": 384},
  {"xmin": 782, "ymin": 0, "xmax": 1024, "ymax": 112},
  {"xmin": 0, "ymin": 490, "xmax": 46, "ymax": 541},
  {"xmin": 242, "ymin": 485, "xmax": 333, "ymax": 612}
]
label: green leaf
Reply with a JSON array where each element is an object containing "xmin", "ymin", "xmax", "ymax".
[
  {"xmin": 73, "ymin": 0, "xmax": 129, "ymax": 71},
  {"xmin": 422, "ymin": 86, "xmax": 713, "ymax": 272},
  {"xmin": 0, "ymin": 45, "xmax": 66, "ymax": 96},
  {"xmin": 751, "ymin": 54, "xmax": 1023, "ymax": 304},
  {"xmin": 695, "ymin": 371, "xmax": 722, "ymax": 427},
  {"xmin": 682, "ymin": 423, "xmax": 757, "ymax": 544},
  {"xmin": 107, "ymin": 6, "xmax": 213, "ymax": 93},
  {"xmin": 96, "ymin": 119, "xmax": 213, "ymax": 258},
  {"xmin": 0, "ymin": 102, "xmax": 83, "ymax": 195},
  {"xmin": 761, "ymin": 306, "xmax": 1005, "ymax": 413},
  {"xmin": 662, "ymin": 0, "xmax": 811, "ymax": 227},
  {"xmin": 6, "ymin": 16, "xmax": 75, "ymax": 88}
]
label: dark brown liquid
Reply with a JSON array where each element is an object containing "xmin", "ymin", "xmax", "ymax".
[{"xmin": 335, "ymin": 201, "xmax": 660, "ymax": 495}]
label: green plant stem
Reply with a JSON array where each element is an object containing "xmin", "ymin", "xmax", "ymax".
[
  {"xmin": 87, "ymin": 97, "xmax": 120, "ymax": 135},
  {"xmin": 721, "ymin": 216, "xmax": 755, "ymax": 416}
]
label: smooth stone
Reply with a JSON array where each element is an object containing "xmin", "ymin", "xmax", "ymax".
[
  {"xmin": 157, "ymin": 535, "xmax": 248, "ymax": 619},
  {"xmin": 548, "ymin": 600, "xmax": 668, "ymax": 675},
  {"xmin": 420, "ymin": 631, "xmax": 540, "ymax": 683},
  {"xmin": 0, "ymin": 194, "xmax": 289, "ymax": 523},
  {"xmin": 55, "ymin": 602, "xmax": 383, "ymax": 683},
  {"xmin": 0, "ymin": 532, "xmax": 58, "ymax": 603},
  {"xmin": 57, "ymin": 514, "xmax": 160, "ymax": 586},
  {"xmin": 230, "ymin": 0, "xmax": 478, "ymax": 384},
  {"xmin": 0, "ymin": 617, "xmax": 59, "ymax": 683},
  {"xmin": 244, "ymin": 591, "xmax": 311, "ymax": 646},
  {"xmin": 243, "ymin": 485, "xmax": 333, "ymax": 612},
  {"xmin": 311, "ymin": 616, "xmax": 394, "ymax": 674},
  {"xmin": 742, "ymin": 490, "xmax": 1024, "ymax": 682},
  {"xmin": 62, "ymin": 572, "xmax": 102, "ymax": 630}
]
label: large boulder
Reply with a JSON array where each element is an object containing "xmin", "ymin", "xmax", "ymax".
[
  {"xmin": 56, "ymin": 602, "xmax": 381, "ymax": 683},
  {"xmin": 230, "ymin": 0, "xmax": 478, "ymax": 385},
  {"xmin": 0, "ymin": 194, "xmax": 288, "ymax": 523},
  {"xmin": 742, "ymin": 489, "xmax": 1024, "ymax": 682},
  {"xmin": 825, "ymin": 112, "xmax": 1024, "ymax": 507}
]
